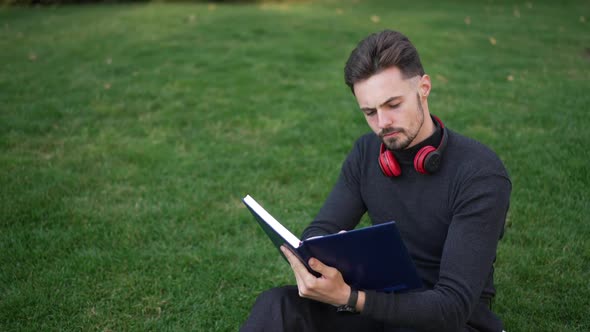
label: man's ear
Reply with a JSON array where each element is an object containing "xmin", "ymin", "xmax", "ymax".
[{"xmin": 418, "ymin": 74, "xmax": 432, "ymax": 97}]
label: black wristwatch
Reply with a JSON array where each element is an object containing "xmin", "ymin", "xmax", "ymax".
[{"xmin": 337, "ymin": 287, "xmax": 359, "ymax": 314}]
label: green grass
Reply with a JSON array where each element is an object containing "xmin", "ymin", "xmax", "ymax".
[{"xmin": 1, "ymin": 1, "xmax": 589, "ymax": 331}]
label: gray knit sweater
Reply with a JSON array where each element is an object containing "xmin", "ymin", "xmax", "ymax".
[{"xmin": 301, "ymin": 124, "xmax": 511, "ymax": 332}]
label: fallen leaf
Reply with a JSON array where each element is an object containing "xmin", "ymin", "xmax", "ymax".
[
  {"xmin": 28, "ymin": 53, "xmax": 37, "ymax": 61},
  {"xmin": 105, "ymin": 57, "xmax": 112, "ymax": 65},
  {"xmin": 104, "ymin": 83, "xmax": 111, "ymax": 90},
  {"xmin": 336, "ymin": 8, "xmax": 344, "ymax": 15},
  {"xmin": 464, "ymin": 16, "xmax": 471, "ymax": 25},
  {"xmin": 513, "ymin": 7, "xmax": 520, "ymax": 18},
  {"xmin": 580, "ymin": 16, "xmax": 586, "ymax": 23},
  {"xmin": 489, "ymin": 37, "xmax": 497, "ymax": 45},
  {"xmin": 188, "ymin": 14, "xmax": 196, "ymax": 22},
  {"xmin": 507, "ymin": 75, "xmax": 514, "ymax": 81},
  {"xmin": 370, "ymin": 15, "xmax": 380, "ymax": 23},
  {"xmin": 208, "ymin": 4, "xmax": 216, "ymax": 11},
  {"xmin": 436, "ymin": 74, "xmax": 449, "ymax": 84}
]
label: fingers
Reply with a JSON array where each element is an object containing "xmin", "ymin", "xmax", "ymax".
[
  {"xmin": 280, "ymin": 246, "xmax": 308, "ymax": 274},
  {"xmin": 281, "ymin": 246, "xmax": 341, "ymax": 280},
  {"xmin": 280, "ymin": 246, "xmax": 320, "ymax": 282},
  {"xmin": 280, "ymin": 246, "xmax": 315, "ymax": 295},
  {"xmin": 280, "ymin": 246, "xmax": 350, "ymax": 305}
]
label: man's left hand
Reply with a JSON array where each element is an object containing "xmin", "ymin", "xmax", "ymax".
[{"xmin": 280, "ymin": 245, "xmax": 350, "ymax": 306}]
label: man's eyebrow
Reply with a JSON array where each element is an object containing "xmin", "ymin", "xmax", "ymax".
[{"xmin": 360, "ymin": 96, "xmax": 403, "ymax": 111}]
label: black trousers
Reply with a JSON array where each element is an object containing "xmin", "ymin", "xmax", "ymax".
[{"xmin": 240, "ymin": 286, "xmax": 415, "ymax": 332}]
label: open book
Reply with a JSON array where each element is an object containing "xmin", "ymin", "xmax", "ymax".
[{"xmin": 243, "ymin": 195, "xmax": 422, "ymax": 292}]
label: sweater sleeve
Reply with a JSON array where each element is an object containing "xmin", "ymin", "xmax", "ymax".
[
  {"xmin": 361, "ymin": 171, "xmax": 511, "ymax": 332},
  {"xmin": 301, "ymin": 139, "xmax": 367, "ymax": 240}
]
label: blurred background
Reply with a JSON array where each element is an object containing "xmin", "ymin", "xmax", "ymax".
[{"xmin": 1, "ymin": 0, "xmax": 589, "ymax": 330}]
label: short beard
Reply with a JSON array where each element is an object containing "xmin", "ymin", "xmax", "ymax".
[{"xmin": 379, "ymin": 93, "xmax": 424, "ymax": 151}]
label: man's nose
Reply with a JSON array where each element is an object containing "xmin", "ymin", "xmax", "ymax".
[{"xmin": 377, "ymin": 110, "xmax": 393, "ymax": 129}]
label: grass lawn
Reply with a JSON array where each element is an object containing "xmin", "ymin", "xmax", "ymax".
[{"xmin": 1, "ymin": 0, "xmax": 589, "ymax": 330}]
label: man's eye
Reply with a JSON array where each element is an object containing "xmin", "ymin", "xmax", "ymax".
[
  {"xmin": 365, "ymin": 111, "xmax": 376, "ymax": 116},
  {"xmin": 389, "ymin": 103, "xmax": 400, "ymax": 109}
]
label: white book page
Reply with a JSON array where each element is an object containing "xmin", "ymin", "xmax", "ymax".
[{"xmin": 243, "ymin": 195, "xmax": 301, "ymax": 248}]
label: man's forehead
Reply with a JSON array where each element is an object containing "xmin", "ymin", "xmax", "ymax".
[{"xmin": 354, "ymin": 70, "xmax": 420, "ymax": 107}]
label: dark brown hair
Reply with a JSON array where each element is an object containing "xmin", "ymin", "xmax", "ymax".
[{"xmin": 344, "ymin": 30, "xmax": 425, "ymax": 93}]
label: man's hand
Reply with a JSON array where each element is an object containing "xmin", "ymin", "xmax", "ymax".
[{"xmin": 280, "ymin": 245, "xmax": 351, "ymax": 306}]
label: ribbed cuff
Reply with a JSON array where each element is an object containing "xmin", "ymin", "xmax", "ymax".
[{"xmin": 359, "ymin": 290, "xmax": 378, "ymax": 317}]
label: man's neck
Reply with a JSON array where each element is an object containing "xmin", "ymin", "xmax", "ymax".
[
  {"xmin": 407, "ymin": 112, "xmax": 435, "ymax": 149},
  {"xmin": 392, "ymin": 116, "xmax": 442, "ymax": 164}
]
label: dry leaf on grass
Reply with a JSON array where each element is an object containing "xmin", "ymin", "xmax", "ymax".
[
  {"xmin": 513, "ymin": 7, "xmax": 520, "ymax": 18},
  {"xmin": 464, "ymin": 16, "xmax": 471, "ymax": 25},
  {"xmin": 489, "ymin": 37, "xmax": 497, "ymax": 45},
  {"xmin": 370, "ymin": 15, "xmax": 380, "ymax": 23},
  {"xmin": 436, "ymin": 74, "xmax": 449, "ymax": 84}
]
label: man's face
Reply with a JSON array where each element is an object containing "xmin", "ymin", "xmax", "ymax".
[{"xmin": 353, "ymin": 67, "xmax": 428, "ymax": 151}]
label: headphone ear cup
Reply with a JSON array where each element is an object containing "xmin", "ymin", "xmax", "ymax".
[
  {"xmin": 378, "ymin": 154, "xmax": 390, "ymax": 176},
  {"xmin": 414, "ymin": 145, "xmax": 436, "ymax": 174},
  {"xmin": 423, "ymin": 151, "xmax": 442, "ymax": 174},
  {"xmin": 379, "ymin": 149, "xmax": 402, "ymax": 177}
]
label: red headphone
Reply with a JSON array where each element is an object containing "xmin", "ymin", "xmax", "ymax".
[{"xmin": 378, "ymin": 115, "xmax": 448, "ymax": 177}]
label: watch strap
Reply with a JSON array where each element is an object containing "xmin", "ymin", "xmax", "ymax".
[
  {"xmin": 337, "ymin": 287, "xmax": 358, "ymax": 313},
  {"xmin": 347, "ymin": 287, "xmax": 358, "ymax": 307}
]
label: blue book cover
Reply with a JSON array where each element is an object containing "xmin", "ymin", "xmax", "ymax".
[{"xmin": 243, "ymin": 195, "xmax": 422, "ymax": 292}]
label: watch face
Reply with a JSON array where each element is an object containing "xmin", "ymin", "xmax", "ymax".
[{"xmin": 336, "ymin": 305, "xmax": 357, "ymax": 314}]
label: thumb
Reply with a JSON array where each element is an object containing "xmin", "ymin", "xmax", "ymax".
[{"xmin": 308, "ymin": 257, "xmax": 330, "ymax": 275}]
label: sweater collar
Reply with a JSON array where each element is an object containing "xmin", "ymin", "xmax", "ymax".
[{"xmin": 389, "ymin": 117, "xmax": 443, "ymax": 165}]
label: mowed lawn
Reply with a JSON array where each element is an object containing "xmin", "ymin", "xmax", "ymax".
[{"xmin": 1, "ymin": 1, "xmax": 588, "ymax": 331}]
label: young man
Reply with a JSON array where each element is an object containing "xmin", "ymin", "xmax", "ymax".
[{"xmin": 241, "ymin": 30, "xmax": 511, "ymax": 332}]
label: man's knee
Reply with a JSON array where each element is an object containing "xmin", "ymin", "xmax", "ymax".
[
  {"xmin": 241, "ymin": 286, "xmax": 300, "ymax": 332},
  {"xmin": 253, "ymin": 285, "xmax": 299, "ymax": 308}
]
